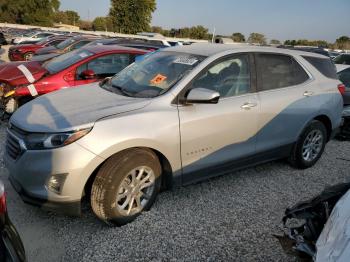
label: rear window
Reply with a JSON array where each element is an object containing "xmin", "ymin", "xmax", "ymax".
[
  {"xmin": 256, "ymin": 54, "xmax": 310, "ymax": 91},
  {"xmin": 302, "ymin": 56, "xmax": 337, "ymax": 79}
]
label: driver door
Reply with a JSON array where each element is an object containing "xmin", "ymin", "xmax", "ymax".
[{"xmin": 178, "ymin": 53, "xmax": 260, "ymax": 183}]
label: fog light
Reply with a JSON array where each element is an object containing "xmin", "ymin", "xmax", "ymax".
[{"xmin": 46, "ymin": 174, "xmax": 68, "ymax": 194}]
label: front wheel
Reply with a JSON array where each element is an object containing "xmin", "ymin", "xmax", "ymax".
[
  {"xmin": 289, "ymin": 120, "xmax": 327, "ymax": 169},
  {"xmin": 91, "ymin": 148, "xmax": 162, "ymax": 226}
]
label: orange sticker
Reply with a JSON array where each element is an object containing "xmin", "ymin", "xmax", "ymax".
[{"xmin": 150, "ymin": 74, "xmax": 167, "ymax": 85}]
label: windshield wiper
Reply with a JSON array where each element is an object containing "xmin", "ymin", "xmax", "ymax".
[{"xmin": 111, "ymin": 84, "xmax": 134, "ymax": 97}]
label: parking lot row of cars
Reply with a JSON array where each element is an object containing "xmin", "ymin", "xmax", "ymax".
[{"xmin": 0, "ymin": 26, "xmax": 350, "ymax": 261}]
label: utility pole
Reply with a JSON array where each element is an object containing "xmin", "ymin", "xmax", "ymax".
[{"xmin": 211, "ymin": 27, "xmax": 216, "ymax": 43}]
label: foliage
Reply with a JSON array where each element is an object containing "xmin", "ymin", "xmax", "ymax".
[
  {"xmin": 334, "ymin": 36, "xmax": 350, "ymax": 50},
  {"xmin": 232, "ymin": 32, "xmax": 245, "ymax": 42},
  {"xmin": 248, "ymin": 33, "xmax": 267, "ymax": 45},
  {"xmin": 284, "ymin": 39, "xmax": 329, "ymax": 47},
  {"xmin": 109, "ymin": 0, "xmax": 156, "ymax": 34},
  {"xmin": 151, "ymin": 25, "xmax": 210, "ymax": 40},
  {"xmin": 270, "ymin": 39, "xmax": 281, "ymax": 45},
  {"xmin": 79, "ymin": 20, "xmax": 93, "ymax": 31},
  {"xmin": 0, "ymin": 0, "xmax": 60, "ymax": 26},
  {"xmin": 92, "ymin": 17, "xmax": 114, "ymax": 32},
  {"xmin": 53, "ymin": 10, "xmax": 80, "ymax": 26}
]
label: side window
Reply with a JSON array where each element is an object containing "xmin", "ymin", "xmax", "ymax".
[
  {"xmin": 76, "ymin": 54, "xmax": 132, "ymax": 80},
  {"xmin": 256, "ymin": 54, "xmax": 309, "ymax": 91},
  {"xmin": 302, "ymin": 56, "xmax": 337, "ymax": 79},
  {"xmin": 189, "ymin": 54, "xmax": 251, "ymax": 98},
  {"xmin": 338, "ymin": 68, "xmax": 350, "ymax": 88}
]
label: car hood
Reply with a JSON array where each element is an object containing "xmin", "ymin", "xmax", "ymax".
[
  {"xmin": 0, "ymin": 61, "xmax": 48, "ymax": 86},
  {"xmin": 10, "ymin": 44, "xmax": 41, "ymax": 50},
  {"xmin": 35, "ymin": 46, "xmax": 59, "ymax": 55},
  {"xmin": 10, "ymin": 83, "xmax": 152, "ymax": 133}
]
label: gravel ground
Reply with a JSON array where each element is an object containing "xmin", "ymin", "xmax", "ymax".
[{"xmin": 0, "ymin": 122, "xmax": 349, "ymax": 262}]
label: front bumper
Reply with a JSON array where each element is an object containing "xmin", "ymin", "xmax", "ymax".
[
  {"xmin": 4, "ymin": 137, "xmax": 104, "ymax": 215},
  {"xmin": 8, "ymin": 175, "xmax": 81, "ymax": 216}
]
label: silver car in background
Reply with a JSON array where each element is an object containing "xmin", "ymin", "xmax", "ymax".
[{"xmin": 5, "ymin": 44, "xmax": 343, "ymax": 225}]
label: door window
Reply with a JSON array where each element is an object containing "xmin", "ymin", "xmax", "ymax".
[
  {"xmin": 256, "ymin": 54, "xmax": 309, "ymax": 91},
  {"xmin": 189, "ymin": 54, "xmax": 251, "ymax": 98},
  {"xmin": 76, "ymin": 53, "xmax": 132, "ymax": 80}
]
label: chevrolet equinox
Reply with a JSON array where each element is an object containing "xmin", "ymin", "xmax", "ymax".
[{"xmin": 5, "ymin": 44, "xmax": 343, "ymax": 225}]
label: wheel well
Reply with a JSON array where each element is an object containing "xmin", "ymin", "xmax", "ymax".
[
  {"xmin": 83, "ymin": 147, "xmax": 173, "ymax": 200},
  {"xmin": 314, "ymin": 115, "xmax": 332, "ymax": 141}
]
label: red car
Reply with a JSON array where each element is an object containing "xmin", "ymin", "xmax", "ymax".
[
  {"xmin": 0, "ymin": 45, "xmax": 147, "ymax": 115},
  {"xmin": 8, "ymin": 36, "xmax": 69, "ymax": 61}
]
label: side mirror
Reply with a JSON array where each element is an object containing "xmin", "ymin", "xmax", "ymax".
[
  {"xmin": 185, "ymin": 88, "xmax": 220, "ymax": 104},
  {"xmin": 81, "ymin": 69, "xmax": 96, "ymax": 80}
]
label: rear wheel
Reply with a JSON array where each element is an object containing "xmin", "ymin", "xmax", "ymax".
[
  {"xmin": 289, "ymin": 120, "xmax": 327, "ymax": 169},
  {"xmin": 91, "ymin": 148, "xmax": 161, "ymax": 226}
]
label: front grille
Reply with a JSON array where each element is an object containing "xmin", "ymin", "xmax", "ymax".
[
  {"xmin": 6, "ymin": 133, "xmax": 22, "ymax": 160},
  {"xmin": 6, "ymin": 124, "xmax": 29, "ymax": 160}
]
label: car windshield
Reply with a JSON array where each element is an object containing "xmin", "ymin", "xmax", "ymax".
[
  {"xmin": 56, "ymin": 38, "xmax": 76, "ymax": 49},
  {"xmin": 44, "ymin": 49, "xmax": 94, "ymax": 74},
  {"xmin": 23, "ymin": 31, "xmax": 37, "ymax": 37},
  {"xmin": 105, "ymin": 51, "xmax": 205, "ymax": 98},
  {"xmin": 36, "ymin": 38, "xmax": 49, "ymax": 45}
]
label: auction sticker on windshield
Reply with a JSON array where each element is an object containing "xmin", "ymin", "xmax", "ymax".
[
  {"xmin": 174, "ymin": 57, "xmax": 199, "ymax": 65},
  {"xmin": 150, "ymin": 74, "xmax": 167, "ymax": 85}
]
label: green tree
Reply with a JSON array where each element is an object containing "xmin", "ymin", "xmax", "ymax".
[
  {"xmin": 248, "ymin": 33, "xmax": 266, "ymax": 45},
  {"xmin": 335, "ymin": 36, "xmax": 350, "ymax": 49},
  {"xmin": 109, "ymin": 0, "xmax": 156, "ymax": 34},
  {"xmin": 64, "ymin": 10, "xmax": 80, "ymax": 26},
  {"xmin": 92, "ymin": 17, "xmax": 114, "ymax": 31},
  {"xmin": 0, "ymin": 0, "xmax": 60, "ymax": 26},
  {"xmin": 232, "ymin": 32, "xmax": 245, "ymax": 42},
  {"xmin": 189, "ymin": 25, "xmax": 209, "ymax": 40},
  {"xmin": 270, "ymin": 39, "xmax": 281, "ymax": 45}
]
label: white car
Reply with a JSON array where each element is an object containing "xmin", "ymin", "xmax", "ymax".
[{"xmin": 13, "ymin": 31, "xmax": 58, "ymax": 45}]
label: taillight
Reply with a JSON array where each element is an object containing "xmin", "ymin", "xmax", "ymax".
[
  {"xmin": 0, "ymin": 192, "xmax": 6, "ymax": 214},
  {"xmin": 338, "ymin": 84, "xmax": 346, "ymax": 95}
]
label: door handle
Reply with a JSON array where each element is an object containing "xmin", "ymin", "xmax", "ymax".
[
  {"xmin": 241, "ymin": 102, "xmax": 257, "ymax": 110},
  {"xmin": 303, "ymin": 91, "xmax": 314, "ymax": 97}
]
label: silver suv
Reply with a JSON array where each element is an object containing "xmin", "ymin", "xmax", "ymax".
[{"xmin": 5, "ymin": 44, "xmax": 343, "ymax": 225}]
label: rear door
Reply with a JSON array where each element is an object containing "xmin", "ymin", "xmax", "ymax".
[
  {"xmin": 254, "ymin": 53, "xmax": 314, "ymax": 154},
  {"xmin": 178, "ymin": 53, "xmax": 260, "ymax": 183}
]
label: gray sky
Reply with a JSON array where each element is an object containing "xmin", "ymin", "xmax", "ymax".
[{"xmin": 60, "ymin": 0, "xmax": 350, "ymax": 42}]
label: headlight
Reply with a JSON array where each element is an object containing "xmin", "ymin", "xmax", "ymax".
[{"xmin": 25, "ymin": 128, "xmax": 92, "ymax": 150}]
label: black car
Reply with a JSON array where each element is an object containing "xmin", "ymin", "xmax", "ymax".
[
  {"xmin": 0, "ymin": 33, "xmax": 7, "ymax": 45},
  {"xmin": 0, "ymin": 181, "xmax": 26, "ymax": 262},
  {"xmin": 334, "ymin": 53, "xmax": 350, "ymax": 65}
]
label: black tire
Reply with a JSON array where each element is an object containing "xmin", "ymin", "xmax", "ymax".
[
  {"xmin": 289, "ymin": 120, "xmax": 327, "ymax": 169},
  {"xmin": 91, "ymin": 148, "xmax": 161, "ymax": 226},
  {"xmin": 23, "ymin": 52, "xmax": 33, "ymax": 61}
]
